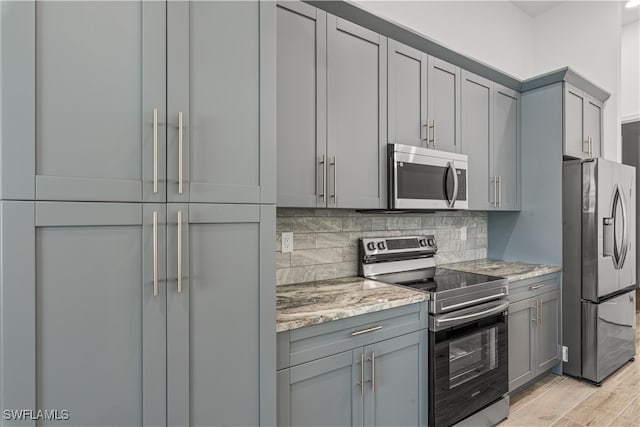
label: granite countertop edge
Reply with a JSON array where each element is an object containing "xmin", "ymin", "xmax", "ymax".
[
  {"xmin": 276, "ymin": 277, "xmax": 428, "ymax": 333},
  {"xmin": 439, "ymin": 258, "xmax": 562, "ymax": 282}
]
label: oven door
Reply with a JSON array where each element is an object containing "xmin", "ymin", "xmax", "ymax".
[
  {"xmin": 429, "ymin": 307, "xmax": 508, "ymax": 427},
  {"xmin": 390, "ymin": 148, "xmax": 468, "ymax": 210}
]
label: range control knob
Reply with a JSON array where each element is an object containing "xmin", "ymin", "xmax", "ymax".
[
  {"xmin": 419, "ymin": 239, "xmax": 427, "ymax": 247},
  {"xmin": 366, "ymin": 242, "xmax": 376, "ymax": 251},
  {"xmin": 377, "ymin": 241, "xmax": 386, "ymax": 250},
  {"xmin": 428, "ymin": 238, "xmax": 435, "ymax": 247}
]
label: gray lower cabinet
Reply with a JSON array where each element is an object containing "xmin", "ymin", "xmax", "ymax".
[
  {"xmin": 166, "ymin": 203, "xmax": 275, "ymax": 426},
  {"xmin": 276, "ymin": 2, "xmax": 387, "ymax": 210},
  {"xmin": 564, "ymin": 83, "xmax": 603, "ymax": 160},
  {"xmin": 508, "ymin": 274, "xmax": 561, "ymax": 392},
  {"xmin": 387, "ymin": 40, "xmax": 428, "ymax": 148},
  {"xmin": 167, "ymin": 1, "xmax": 275, "ymax": 204},
  {"xmin": 462, "ymin": 71, "xmax": 520, "ymax": 211},
  {"xmin": 426, "ymin": 56, "xmax": 461, "ymax": 153},
  {"xmin": 277, "ymin": 304, "xmax": 427, "ymax": 426},
  {"xmin": 1, "ymin": 1, "xmax": 166, "ymax": 202},
  {"xmin": 0, "ymin": 201, "xmax": 167, "ymax": 426}
]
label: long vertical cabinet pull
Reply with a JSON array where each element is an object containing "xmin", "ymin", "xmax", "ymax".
[
  {"xmin": 331, "ymin": 156, "xmax": 337, "ymax": 206},
  {"xmin": 538, "ymin": 300, "xmax": 542, "ymax": 325},
  {"xmin": 178, "ymin": 112, "xmax": 184, "ymax": 194},
  {"xmin": 153, "ymin": 108, "xmax": 158, "ymax": 193},
  {"xmin": 153, "ymin": 210, "xmax": 158, "ymax": 296},
  {"xmin": 319, "ymin": 155, "xmax": 326, "ymax": 206},
  {"xmin": 360, "ymin": 353, "xmax": 365, "ymax": 396},
  {"xmin": 177, "ymin": 210, "xmax": 183, "ymax": 293},
  {"xmin": 371, "ymin": 352, "xmax": 376, "ymax": 391},
  {"xmin": 531, "ymin": 303, "xmax": 537, "ymax": 323},
  {"xmin": 498, "ymin": 176, "xmax": 502, "ymax": 208},
  {"xmin": 492, "ymin": 177, "xmax": 498, "ymax": 208}
]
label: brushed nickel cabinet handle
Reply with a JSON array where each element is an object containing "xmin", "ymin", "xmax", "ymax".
[
  {"xmin": 433, "ymin": 120, "xmax": 436, "ymax": 147},
  {"xmin": 531, "ymin": 303, "xmax": 537, "ymax": 323},
  {"xmin": 529, "ymin": 284, "xmax": 545, "ymax": 290},
  {"xmin": 153, "ymin": 210, "xmax": 158, "ymax": 297},
  {"xmin": 590, "ymin": 136, "xmax": 594, "ymax": 158},
  {"xmin": 584, "ymin": 138, "xmax": 590, "ymax": 154},
  {"xmin": 351, "ymin": 325, "xmax": 383, "ymax": 336},
  {"xmin": 178, "ymin": 112, "xmax": 183, "ymax": 194},
  {"xmin": 498, "ymin": 176, "xmax": 502, "ymax": 208},
  {"xmin": 371, "ymin": 352, "xmax": 376, "ymax": 391},
  {"xmin": 153, "ymin": 108, "xmax": 158, "ymax": 194},
  {"xmin": 427, "ymin": 120, "xmax": 435, "ymax": 146},
  {"xmin": 360, "ymin": 353, "xmax": 365, "ymax": 396},
  {"xmin": 538, "ymin": 300, "xmax": 542, "ymax": 324},
  {"xmin": 492, "ymin": 176, "xmax": 498, "ymax": 208},
  {"xmin": 177, "ymin": 210, "xmax": 183, "ymax": 293},
  {"xmin": 331, "ymin": 156, "xmax": 337, "ymax": 206},
  {"xmin": 319, "ymin": 155, "xmax": 326, "ymax": 206}
]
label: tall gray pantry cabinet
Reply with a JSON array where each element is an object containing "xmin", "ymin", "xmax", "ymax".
[{"xmin": 0, "ymin": 2, "xmax": 276, "ymax": 426}]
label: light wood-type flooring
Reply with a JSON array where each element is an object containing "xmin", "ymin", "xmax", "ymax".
[{"xmin": 498, "ymin": 308, "xmax": 640, "ymax": 427}]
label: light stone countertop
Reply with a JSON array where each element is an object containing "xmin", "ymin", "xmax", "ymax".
[
  {"xmin": 276, "ymin": 277, "xmax": 428, "ymax": 333},
  {"xmin": 440, "ymin": 258, "xmax": 561, "ymax": 282}
]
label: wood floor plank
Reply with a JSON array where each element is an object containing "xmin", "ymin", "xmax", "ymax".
[
  {"xmin": 551, "ymin": 417, "xmax": 585, "ymax": 427},
  {"xmin": 509, "ymin": 374, "xmax": 568, "ymax": 413},
  {"xmin": 609, "ymin": 397, "xmax": 640, "ymax": 427}
]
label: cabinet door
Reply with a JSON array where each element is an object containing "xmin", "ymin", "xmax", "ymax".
[
  {"xmin": 427, "ymin": 56, "xmax": 461, "ymax": 153},
  {"xmin": 535, "ymin": 290, "xmax": 561, "ymax": 374},
  {"xmin": 584, "ymin": 96, "xmax": 602, "ymax": 159},
  {"xmin": 0, "ymin": 201, "xmax": 166, "ymax": 426},
  {"xmin": 461, "ymin": 71, "xmax": 492, "ymax": 210},
  {"xmin": 508, "ymin": 299, "xmax": 535, "ymax": 392},
  {"xmin": 564, "ymin": 84, "xmax": 588, "ymax": 159},
  {"xmin": 1, "ymin": 1, "xmax": 166, "ymax": 202},
  {"xmin": 388, "ymin": 40, "xmax": 428, "ymax": 147},
  {"xmin": 492, "ymin": 85, "xmax": 520, "ymax": 210},
  {"xmin": 166, "ymin": 204, "xmax": 275, "ymax": 426},
  {"xmin": 276, "ymin": 1, "xmax": 327, "ymax": 208},
  {"xmin": 327, "ymin": 16, "xmax": 387, "ymax": 209},
  {"xmin": 280, "ymin": 350, "xmax": 364, "ymax": 427},
  {"xmin": 167, "ymin": 1, "xmax": 275, "ymax": 204},
  {"xmin": 365, "ymin": 331, "xmax": 425, "ymax": 427}
]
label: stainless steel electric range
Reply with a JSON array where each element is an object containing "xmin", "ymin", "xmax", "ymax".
[{"xmin": 358, "ymin": 235, "xmax": 510, "ymax": 427}]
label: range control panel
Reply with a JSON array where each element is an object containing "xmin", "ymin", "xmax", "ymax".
[{"xmin": 360, "ymin": 235, "xmax": 437, "ymax": 256}]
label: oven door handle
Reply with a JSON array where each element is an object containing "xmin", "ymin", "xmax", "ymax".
[{"xmin": 434, "ymin": 301, "xmax": 509, "ymax": 329}]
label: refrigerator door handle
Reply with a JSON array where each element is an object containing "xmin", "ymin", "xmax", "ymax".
[{"xmin": 604, "ymin": 185, "xmax": 629, "ymax": 270}]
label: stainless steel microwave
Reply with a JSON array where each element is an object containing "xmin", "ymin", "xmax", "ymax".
[{"xmin": 388, "ymin": 144, "xmax": 468, "ymax": 210}]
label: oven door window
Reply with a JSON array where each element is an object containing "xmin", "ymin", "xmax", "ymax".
[
  {"xmin": 396, "ymin": 162, "xmax": 445, "ymax": 200},
  {"xmin": 449, "ymin": 326, "xmax": 498, "ymax": 389}
]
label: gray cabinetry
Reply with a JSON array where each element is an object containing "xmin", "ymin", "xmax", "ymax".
[
  {"xmin": 564, "ymin": 83, "xmax": 603, "ymax": 159},
  {"xmin": 167, "ymin": 0, "xmax": 275, "ymax": 204},
  {"xmin": 276, "ymin": 4, "xmax": 387, "ymax": 209},
  {"xmin": 387, "ymin": 41, "xmax": 428, "ymax": 148},
  {"xmin": 277, "ymin": 304, "xmax": 427, "ymax": 426},
  {"xmin": 276, "ymin": 1, "xmax": 326, "ymax": 208},
  {"xmin": 327, "ymin": 17, "xmax": 387, "ymax": 209},
  {"xmin": 166, "ymin": 203, "xmax": 275, "ymax": 426},
  {"xmin": 1, "ymin": 1, "xmax": 166, "ymax": 202},
  {"xmin": 426, "ymin": 56, "xmax": 461, "ymax": 153},
  {"xmin": 508, "ymin": 273, "xmax": 561, "ymax": 392},
  {"xmin": 0, "ymin": 201, "xmax": 166, "ymax": 426},
  {"xmin": 462, "ymin": 71, "xmax": 520, "ymax": 211},
  {"xmin": 492, "ymin": 85, "xmax": 520, "ymax": 210}
]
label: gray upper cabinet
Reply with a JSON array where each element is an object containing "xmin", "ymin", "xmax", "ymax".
[
  {"xmin": 166, "ymin": 203, "xmax": 275, "ymax": 427},
  {"xmin": 0, "ymin": 1, "xmax": 166, "ymax": 202},
  {"xmin": 426, "ymin": 56, "xmax": 461, "ymax": 153},
  {"xmin": 387, "ymin": 40, "xmax": 428, "ymax": 148},
  {"xmin": 167, "ymin": 1, "xmax": 275, "ymax": 204},
  {"xmin": 461, "ymin": 71, "xmax": 492, "ymax": 210},
  {"xmin": 563, "ymin": 83, "xmax": 603, "ymax": 160},
  {"xmin": 462, "ymin": 71, "xmax": 520, "ymax": 211},
  {"xmin": 327, "ymin": 16, "xmax": 387, "ymax": 209},
  {"xmin": 276, "ymin": 1, "xmax": 327, "ymax": 208},
  {"xmin": 492, "ymin": 85, "xmax": 520, "ymax": 210},
  {"xmin": 0, "ymin": 201, "xmax": 166, "ymax": 426}
]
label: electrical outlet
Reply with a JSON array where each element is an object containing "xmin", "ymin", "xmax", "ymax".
[
  {"xmin": 460, "ymin": 227, "xmax": 467, "ymax": 241},
  {"xmin": 562, "ymin": 346, "xmax": 568, "ymax": 362},
  {"xmin": 282, "ymin": 232, "xmax": 294, "ymax": 253}
]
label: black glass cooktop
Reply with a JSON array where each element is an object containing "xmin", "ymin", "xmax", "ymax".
[{"xmin": 374, "ymin": 268, "xmax": 503, "ymax": 293}]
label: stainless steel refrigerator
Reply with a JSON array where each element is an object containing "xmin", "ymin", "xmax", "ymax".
[{"xmin": 563, "ymin": 158, "xmax": 637, "ymax": 384}]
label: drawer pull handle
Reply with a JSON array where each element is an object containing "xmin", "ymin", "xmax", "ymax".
[
  {"xmin": 351, "ymin": 325, "xmax": 382, "ymax": 336},
  {"xmin": 529, "ymin": 284, "xmax": 546, "ymax": 290}
]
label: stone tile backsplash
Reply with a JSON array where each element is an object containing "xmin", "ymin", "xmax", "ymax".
[{"xmin": 276, "ymin": 208, "xmax": 488, "ymax": 286}]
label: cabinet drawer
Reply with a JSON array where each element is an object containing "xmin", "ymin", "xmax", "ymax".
[
  {"xmin": 281, "ymin": 303, "xmax": 427, "ymax": 368},
  {"xmin": 508, "ymin": 273, "xmax": 560, "ymax": 304}
]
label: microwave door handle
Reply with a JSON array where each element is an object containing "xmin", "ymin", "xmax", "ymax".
[{"xmin": 446, "ymin": 162, "xmax": 458, "ymax": 208}]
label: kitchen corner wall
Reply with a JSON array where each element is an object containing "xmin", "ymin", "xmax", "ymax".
[{"xmin": 276, "ymin": 208, "xmax": 487, "ymax": 286}]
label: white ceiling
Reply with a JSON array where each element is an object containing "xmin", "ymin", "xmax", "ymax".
[
  {"xmin": 512, "ymin": 1, "xmax": 639, "ymax": 26},
  {"xmin": 511, "ymin": 1, "xmax": 565, "ymax": 17}
]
